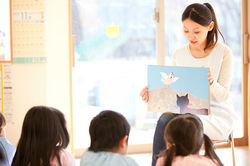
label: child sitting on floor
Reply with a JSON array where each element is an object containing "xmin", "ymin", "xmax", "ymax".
[
  {"xmin": 80, "ymin": 110, "xmax": 138, "ymax": 166},
  {"xmin": 156, "ymin": 114, "xmax": 223, "ymax": 166},
  {"xmin": 0, "ymin": 112, "xmax": 15, "ymax": 166},
  {"xmin": 11, "ymin": 106, "xmax": 76, "ymax": 166}
]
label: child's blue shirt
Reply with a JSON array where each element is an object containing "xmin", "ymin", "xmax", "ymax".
[
  {"xmin": 80, "ymin": 150, "xmax": 138, "ymax": 166},
  {"xmin": 0, "ymin": 137, "xmax": 16, "ymax": 166}
]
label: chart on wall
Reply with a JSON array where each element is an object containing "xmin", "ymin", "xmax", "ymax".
[
  {"xmin": 0, "ymin": 0, "xmax": 12, "ymax": 62},
  {"xmin": 0, "ymin": 64, "xmax": 13, "ymax": 124},
  {"xmin": 12, "ymin": 0, "xmax": 46, "ymax": 63}
]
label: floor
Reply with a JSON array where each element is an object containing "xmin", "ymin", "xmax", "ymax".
[{"xmin": 76, "ymin": 146, "xmax": 250, "ymax": 166}]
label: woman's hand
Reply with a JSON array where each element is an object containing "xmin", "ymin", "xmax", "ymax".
[
  {"xmin": 208, "ymin": 71, "xmax": 214, "ymax": 85},
  {"xmin": 140, "ymin": 86, "xmax": 149, "ymax": 102}
]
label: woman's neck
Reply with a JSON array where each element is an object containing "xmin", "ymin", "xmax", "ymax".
[
  {"xmin": 190, "ymin": 40, "xmax": 206, "ymax": 51},
  {"xmin": 189, "ymin": 42, "xmax": 214, "ymax": 58}
]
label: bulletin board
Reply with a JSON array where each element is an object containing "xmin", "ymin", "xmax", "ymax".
[
  {"xmin": 12, "ymin": 0, "xmax": 46, "ymax": 63},
  {"xmin": 0, "ymin": 0, "xmax": 12, "ymax": 63}
]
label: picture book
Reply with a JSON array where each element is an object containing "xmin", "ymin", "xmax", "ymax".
[{"xmin": 147, "ymin": 65, "xmax": 210, "ymax": 115}]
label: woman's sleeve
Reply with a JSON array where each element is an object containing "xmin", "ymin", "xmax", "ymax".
[{"xmin": 210, "ymin": 47, "xmax": 233, "ymax": 101}]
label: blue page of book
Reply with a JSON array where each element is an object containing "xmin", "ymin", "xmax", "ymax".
[{"xmin": 147, "ymin": 65, "xmax": 209, "ymax": 115}]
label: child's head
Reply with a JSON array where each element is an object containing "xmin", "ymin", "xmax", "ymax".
[
  {"xmin": 12, "ymin": 106, "xmax": 68, "ymax": 166},
  {"xmin": 182, "ymin": 3, "xmax": 224, "ymax": 50},
  {"xmin": 89, "ymin": 110, "xmax": 130, "ymax": 154},
  {"xmin": 163, "ymin": 114, "xmax": 223, "ymax": 166},
  {"xmin": 0, "ymin": 113, "xmax": 5, "ymax": 160},
  {"xmin": 165, "ymin": 114, "xmax": 203, "ymax": 155},
  {"xmin": 0, "ymin": 113, "xmax": 6, "ymax": 137}
]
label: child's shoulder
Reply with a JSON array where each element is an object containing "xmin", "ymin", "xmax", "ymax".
[
  {"xmin": 173, "ymin": 154, "xmax": 219, "ymax": 166},
  {"xmin": 81, "ymin": 150, "xmax": 138, "ymax": 166},
  {"xmin": 156, "ymin": 155, "xmax": 218, "ymax": 166},
  {"xmin": 50, "ymin": 149, "xmax": 76, "ymax": 166},
  {"xmin": 0, "ymin": 137, "xmax": 16, "ymax": 152}
]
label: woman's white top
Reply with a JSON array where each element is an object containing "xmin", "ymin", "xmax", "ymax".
[{"xmin": 172, "ymin": 42, "xmax": 238, "ymax": 140}]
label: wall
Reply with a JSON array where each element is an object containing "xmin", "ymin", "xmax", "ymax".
[
  {"xmin": 8, "ymin": 64, "xmax": 46, "ymax": 145},
  {"xmin": 7, "ymin": 0, "xmax": 70, "ymax": 146},
  {"xmin": 44, "ymin": 0, "xmax": 71, "ymax": 130}
]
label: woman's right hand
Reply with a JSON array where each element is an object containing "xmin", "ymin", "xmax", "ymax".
[{"xmin": 140, "ymin": 86, "xmax": 149, "ymax": 102}]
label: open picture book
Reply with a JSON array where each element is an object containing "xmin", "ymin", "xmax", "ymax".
[{"xmin": 147, "ymin": 65, "xmax": 210, "ymax": 115}]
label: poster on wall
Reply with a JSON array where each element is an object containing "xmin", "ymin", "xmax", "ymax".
[{"xmin": 0, "ymin": 0, "xmax": 12, "ymax": 62}]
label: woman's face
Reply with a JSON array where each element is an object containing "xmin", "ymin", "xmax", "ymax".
[{"xmin": 183, "ymin": 18, "xmax": 213, "ymax": 48}]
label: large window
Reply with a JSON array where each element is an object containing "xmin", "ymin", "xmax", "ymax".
[{"xmin": 71, "ymin": 0, "xmax": 157, "ymax": 150}]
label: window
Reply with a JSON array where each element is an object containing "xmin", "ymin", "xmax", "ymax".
[{"xmin": 71, "ymin": 0, "xmax": 157, "ymax": 151}]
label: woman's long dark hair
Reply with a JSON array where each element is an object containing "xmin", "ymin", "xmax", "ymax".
[
  {"xmin": 182, "ymin": 3, "xmax": 224, "ymax": 50},
  {"xmin": 162, "ymin": 114, "xmax": 223, "ymax": 166},
  {"xmin": 11, "ymin": 106, "xmax": 68, "ymax": 166}
]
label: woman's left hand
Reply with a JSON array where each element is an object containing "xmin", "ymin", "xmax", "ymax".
[{"xmin": 208, "ymin": 71, "xmax": 214, "ymax": 85}]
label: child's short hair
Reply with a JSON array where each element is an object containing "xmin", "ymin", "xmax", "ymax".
[{"xmin": 89, "ymin": 110, "xmax": 130, "ymax": 152}]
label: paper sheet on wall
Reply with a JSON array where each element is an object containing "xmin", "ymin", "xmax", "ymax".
[
  {"xmin": 0, "ymin": 64, "xmax": 13, "ymax": 124},
  {"xmin": 12, "ymin": 0, "xmax": 46, "ymax": 63},
  {"xmin": 0, "ymin": 0, "xmax": 11, "ymax": 61}
]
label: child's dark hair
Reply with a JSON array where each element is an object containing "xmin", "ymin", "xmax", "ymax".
[
  {"xmin": 182, "ymin": 3, "xmax": 224, "ymax": 50},
  {"xmin": 11, "ymin": 106, "xmax": 68, "ymax": 166},
  {"xmin": 0, "ymin": 113, "xmax": 6, "ymax": 134},
  {"xmin": 0, "ymin": 113, "xmax": 5, "ymax": 160},
  {"xmin": 162, "ymin": 114, "xmax": 223, "ymax": 166},
  {"xmin": 89, "ymin": 110, "xmax": 130, "ymax": 152},
  {"xmin": 51, "ymin": 107, "xmax": 70, "ymax": 149}
]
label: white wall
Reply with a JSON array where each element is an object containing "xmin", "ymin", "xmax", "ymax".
[
  {"xmin": 45, "ymin": 0, "xmax": 71, "ymax": 127},
  {"xmin": 8, "ymin": 64, "xmax": 47, "ymax": 145},
  {"xmin": 7, "ymin": 0, "xmax": 70, "ymax": 146}
]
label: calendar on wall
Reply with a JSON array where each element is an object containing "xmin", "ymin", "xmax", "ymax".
[
  {"xmin": 0, "ymin": 0, "xmax": 12, "ymax": 62},
  {"xmin": 12, "ymin": 0, "xmax": 46, "ymax": 63}
]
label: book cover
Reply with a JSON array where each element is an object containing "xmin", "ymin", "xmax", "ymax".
[{"xmin": 147, "ymin": 65, "xmax": 209, "ymax": 115}]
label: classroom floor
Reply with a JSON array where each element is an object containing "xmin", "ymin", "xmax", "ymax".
[{"xmin": 76, "ymin": 146, "xmax": 249, "ymax": 166}]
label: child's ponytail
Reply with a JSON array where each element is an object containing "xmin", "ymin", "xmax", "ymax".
[
  {"xmin": 163, "ymin": 144, "xmax": 176, "ymax": 166},
  {"xmin": 203, "ymin": 3, "xmax": 225, "ymax": 49},
  {"xmin": 203, "ymin": 134, "xmax": 223, "ymax": 166}
]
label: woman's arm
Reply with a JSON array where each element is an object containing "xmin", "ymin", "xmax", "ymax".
[{"xmin": 210, "ymin": 48, "xmax": 233, "ymax": 102}]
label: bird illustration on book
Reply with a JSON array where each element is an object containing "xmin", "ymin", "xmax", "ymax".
[{"xmin": 160, "ymin": 72, "xmax": 179, "ymax": 88}]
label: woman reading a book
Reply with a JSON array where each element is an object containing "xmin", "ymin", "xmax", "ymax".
[{"xmin": 140, "ymin": 3, "xmax": 238, "ymax": 166}]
